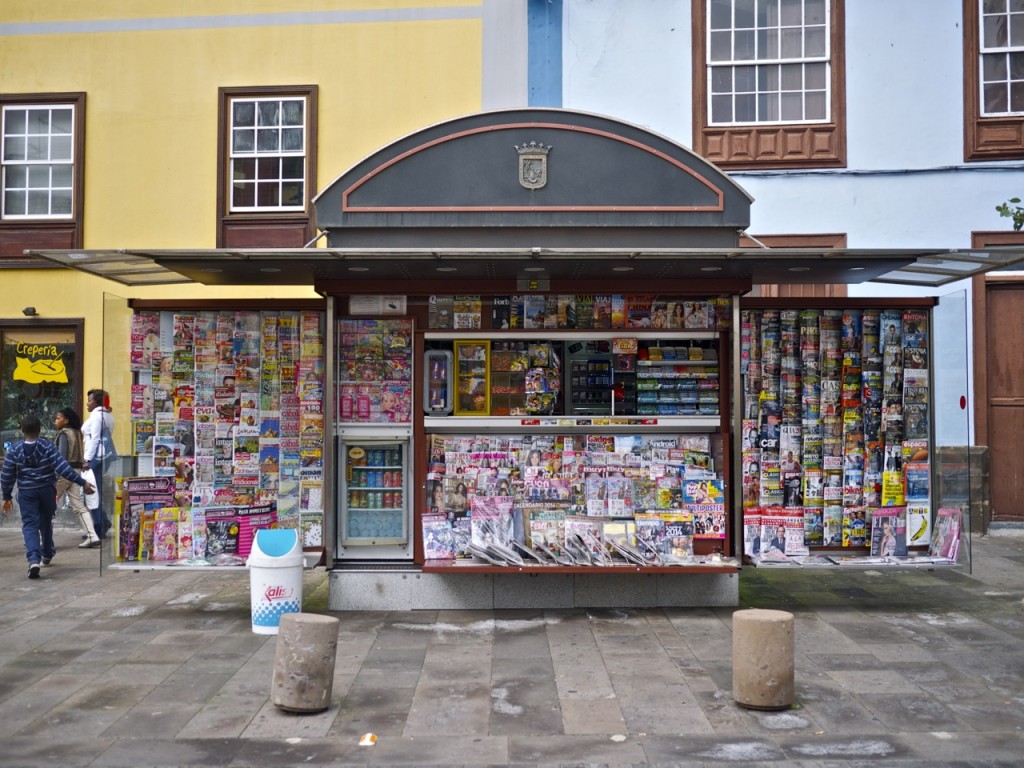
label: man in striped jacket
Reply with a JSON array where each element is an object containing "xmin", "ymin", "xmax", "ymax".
[{"xmin": 2, "ymin": 415, "xmax": 95, "ymax": 579}]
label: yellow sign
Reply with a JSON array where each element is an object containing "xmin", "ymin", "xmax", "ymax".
[{"xmin": 13, "ymin": 354, "xmax": 68, "ymax": 384}]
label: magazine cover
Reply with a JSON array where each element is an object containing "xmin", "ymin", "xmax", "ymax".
[
  {"xmin": 661, "ymin": 510, "xmax": 694, "ymax": 557},
  {"xmin": 469, "ymin": 496, "xmax": 514, "ymax": 547},
  {"xmin": 634, "ymin": 512, "xmax": 666, "ymax": 555},
  {"xmin": 760, "ymin": 509, "xmax": 809, "ymax": 557},
  {"xmin": 528, "ymin": 509, "xmax": 566, "ymax": 553},
  {"xmin": 930, "ymin": 507, "xmax": 962, "ymax": 560},
  {"xmin": 743, "ymin": 508, "xmax": 762, "ymax": 556},
  {"xmin": 907, "ymin": 502, "xmax": 931, "ymax": 546},
  {"xmin": 422, "ymin": 513, "xmax": 455, "ymax": 559},
  {"xmin": 870, "ymin": 509, "xmax": 908, "ymax": 557}
]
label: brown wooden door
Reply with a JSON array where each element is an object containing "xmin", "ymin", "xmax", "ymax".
[{"xmin": 986, "ymin": 283, "xmax": 1024, "ymax": 521}]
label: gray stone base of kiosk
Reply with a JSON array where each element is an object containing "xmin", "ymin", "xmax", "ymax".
[
  {"xmin": 271, "ymin": 613, "xmax": 340, "ymax": 713},
  {"xmin": 732, "ymin": 608, "xmax": 795, "ymax": 710}
]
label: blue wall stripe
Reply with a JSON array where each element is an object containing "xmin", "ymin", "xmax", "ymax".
[{"xmin": 527, "ymin": 0, "xmax": 562, "ymax": 107}]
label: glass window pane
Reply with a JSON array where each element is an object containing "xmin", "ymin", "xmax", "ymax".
[
  {"xmin": 28, "ymin": 165, "xmax": 49, "ymax": 188},
  {"xmin": 711, "ymin": 66, "xmax": 733, "ymax": 93},
  {"xmin": 1010, "ymin": 50, "xmax": 1024, "ymax": 77},
  {"xmin": 805, "ymin": 0, "xmax": 826, "ymax": 25},
  {"xmin": 758, "ymin": 63, "xmax": 780, "ymax": 90},
  {"xmin": 27, "ymin": 135, "xmax": 48, "ymax": 160},
  {"xmin": 735, "ymin": 64, "xmax": 757, "ymax": 91},
  {"xmin": 27, "ymin": 109, "xmax": 49, "ymax": 134},
  {"xmin": 27, "ymin": 190, "xmax": 48, "ymax": 215},
  {"xmin": 757, "ymin": 28, "xmax": 779, "ymax": 58},
  {"xmin": 281, "ymin": 127, "xmax": 303, "ymax": 152},
  {"xmin": 781, "ymin": 92, "xmax": 802, "ymax": 120},
  {"xmin": 5, "ymin": 164, "xmax": 26, "ymax": 186},
  {"xmin": 736, "ymin": 0, "xmax": 756, "ymax": 28},
  {"xmin": 710, "ymin": 0, "xmax": 732, "ymax": 30},
  {"xmin": 4, "ymin": 109, "xmax": 26, "ymax": 135},
  {"xmin": 52, "ymin": 164, "xmax": 72, "ymax": 187},
  {"xmin": 711, "ymin": 94, "xmax": 733, "ymax": 123},
  {"xmin": 256, "ymin": 182, "xmax": 279, "ymax": 207},
  {"xmin": 985, "ymin": 82, "xmax": 1009, "ymax": 112},
  {"xmin": 756, "ymin": 0, "xmax": 775, "ymax": 28},
  {"xmin": 735, "ymin": 30, "xmax": 756, "ymax": 59},
  {"xmin": 805, "ymin": 61, "xmax": 826, "ymax": 89},
  {"xmin": 233, "ymin": 128, "xmax": 255, "ymax": 154},
  {"xmin": 51, "ymin": 109, "xmax": 73, "ymax": 134},
  {"xmin": 257, "ymin": 101, "xmax": 280, "ymax": 127},
  {"xmin": 735, "ymin": 93, "xmax": 757, "ymax": 121},
  {"xmin": 780, "ymin": 0, "xmax": 802, "ymax": 26},
  {"xmin": 781, "ymin": 27, "xmax": 802, "ymax": 57},
  {"xmin": 710, "ymin": 30, "xmax": 732, "ymax": 61},
  {"xmin": 1014, "ymin": 0, "xmax": 1024, "ymax": 11},
  {"xmin": 4, "ymin": 190, "xmax": 25, "ymax": 215},
  {"xmin": 984, "ymin": 0, "xmax": 1007, "ymax": 13},
  {"xmin": 781, "ymin": 62, "xmax": 803, "ymax": 89},
  {"xmin": 281, "ymin": 156, "xmax": 304, "ymax": 179},
  {"xmin": 233, "ymin": 101, "xmax": 255, "ymax": 127},
  {"xmin": 51, "ymin": 135, "xmax": 72, "ymax": 160},
  {"xmin": 51, "ymin": 189, "xmax": 72, "ymax": 215},
  {"xmin": 257, "ymin": 157, "xmax": 280, "ymax": 180},
  {"xmin": 282, "ymin": 100, "xmax": 304, "ymax": 126},
  {"xmin": 759, "ymin": 92, "xmax": 779, "ymax": 121},
  {"xmin": 806, "ymin": 90, "xmax": 827, "ymax": 120},
  {"xmin": 281, "ymin": 181, "xmax": 303, "ymax": 207},
  {"xmin": 232, "ymin": 181, "xmax": 254, "ymax": 208},
  {"xmin": 4, "ymin": 136, "xmax": 26, "ymax": 161},
  {"xmin": 984, "ymin": 51, "xmax": 1008, "ymax": 80},
  {"xmin": 805, "ymin": 26, "xmax": 826, "ymax": 57},
  {"xmin": 984, "ymin": 15, "xmax": 1008, "ymax": 47},
  {"xmin": 256, "ymin": 127, "xmax": 279, "ymax": 153},
  {"xmin": 1012, "ymin": 13, "xmax": 1024, "ymax": 45},
  {"xmin": 1012, "ymin": 80, "xmax": 1024, "ymax": 111},
  {"xmin": 232, "ymin": 157, "xmax": 255, "ymax": 181}
]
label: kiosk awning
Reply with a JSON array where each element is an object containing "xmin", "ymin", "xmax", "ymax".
[{"xmin": 26, "ymin": 245, "xmax": 1024, "ymax": 289}]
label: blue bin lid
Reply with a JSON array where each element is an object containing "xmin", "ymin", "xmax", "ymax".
[{"xmin": 253, "ymin": 528, "xmax": 298, "ymax": 557}]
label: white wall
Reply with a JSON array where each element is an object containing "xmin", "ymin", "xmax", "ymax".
[{"xmin": 559, "ymin": 0, "xmax": 1024, "ymax": 446}]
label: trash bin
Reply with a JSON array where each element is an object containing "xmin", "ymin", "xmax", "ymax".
[{"xmin": 247, "ymin": 528, "xmax": 303, "ymax": 635}]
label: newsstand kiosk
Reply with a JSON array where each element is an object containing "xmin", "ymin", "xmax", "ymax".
[{"xmin": 86, "ymin": 108, "xmax": 996, "ymax": 610}]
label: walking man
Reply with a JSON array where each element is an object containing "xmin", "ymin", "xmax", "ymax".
[{"xmin": 1, "ymin": 415, "xmax": 95, "ymax": 579}]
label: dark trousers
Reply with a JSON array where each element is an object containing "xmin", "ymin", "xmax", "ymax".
[{"xmin": 18, "ymin": 485, "xmax": 56, "ymax": 565}]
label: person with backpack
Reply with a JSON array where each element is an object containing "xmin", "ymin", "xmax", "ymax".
[
  {"xmin": 54, "ymin": 407, "xmax": 101, "ymax": 548},
  {"xmin": 2, "ymin": 415, "xmax": 96, "ymax": 578}
]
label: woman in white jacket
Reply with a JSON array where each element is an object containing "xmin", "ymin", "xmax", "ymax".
[{"xmin": 81, "ymin": 388, "xmax": 115, "ymax": 538}]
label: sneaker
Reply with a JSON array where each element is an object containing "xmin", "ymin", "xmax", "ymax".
[
  {"xmin": 28, "ymin": 563, "xmax": 40, "ymax": 579},
  {"xmin": 79, "ymin": 537, "xmax": 101, "ymax": 549},
  {"xmin": 42, "ymin": 556, "xmax": 53, "ymax": 566}
]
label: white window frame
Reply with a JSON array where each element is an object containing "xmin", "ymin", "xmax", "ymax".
[
  {"xmin": 706, "ymin": 0, "xmax": 831, "ymax": 127},
  {"xmin": 228, "ymin": 96, "xmax": 307, "ymax": 213},
  {"xmin": 979, "ymin": 0, "xmax": 1024, "ymax": 117},
  {"xmin": 1, "ymin": 103, "xmax": 76, "ymax": 220}
]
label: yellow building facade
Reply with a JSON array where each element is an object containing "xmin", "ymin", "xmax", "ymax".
[{"xmin": 1, "ymin": 1, "xmax": 499, "ymax": 444}]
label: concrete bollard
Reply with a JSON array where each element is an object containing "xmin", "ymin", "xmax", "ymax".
[
  {"xmin": 271, "ymin": 612, "xmax": 340, "ymax": 713},
  {"xmin": 732, "ymin": 608, "xmax": 795, "ymax": 710}
]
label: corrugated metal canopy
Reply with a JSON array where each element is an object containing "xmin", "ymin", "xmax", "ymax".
[{"xmin": 26, "ymin": 245, "xmax": 1024, "ymax": 288}]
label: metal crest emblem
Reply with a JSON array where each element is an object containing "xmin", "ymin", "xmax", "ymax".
[{"xmin": 515, "ymin": 141, "xmax": 551, "ymax": 190}]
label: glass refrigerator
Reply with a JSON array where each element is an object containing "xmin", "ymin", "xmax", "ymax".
[
  {"xmin": 335, "ymin": 316, "xmax": 416, "ymax": 560},
  {"xmin": 336, "ymin": 434, "xmax": 412, "ymax": 560}
]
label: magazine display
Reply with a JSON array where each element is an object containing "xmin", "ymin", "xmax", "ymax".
[
  {"xmin": 126, "ymin": 309, "xmax": 327, "ymax": 556},
  {"xmin": 740, "ymin": 307, "xmax": 937, "ymax": 567}
]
